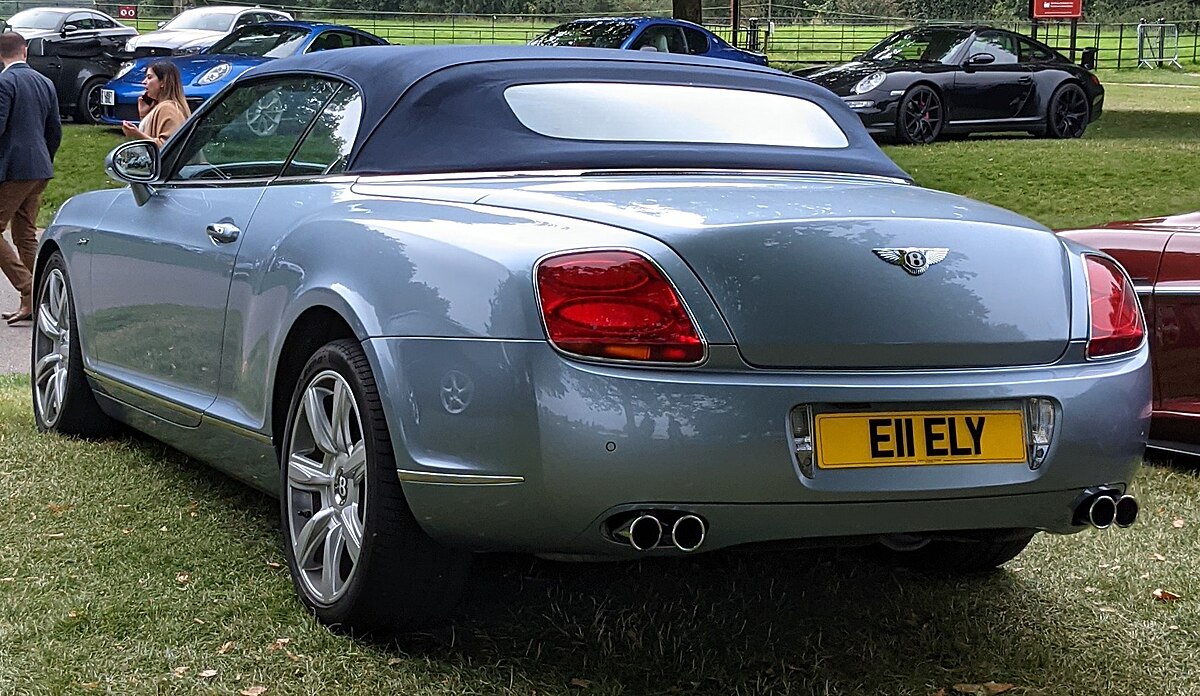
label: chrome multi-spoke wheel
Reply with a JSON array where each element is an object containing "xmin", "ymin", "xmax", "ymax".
[
  {"xmin": 30, "ymin": 253, "xmax": 114, "ymax": 436},
  {"xmin": 33, "ymin": 268, "xmax": 70, "ymax": 428},
  {"xmin": 285, "ymin": 369, "xmax": 367, "ymax": 605},
  {"xmin": 898, "ymin": 86, "xmax": 943, "ymax": 145},
  {"xmin": 280, "ymin": 339, "xmax": 469, "ymax": 634}
]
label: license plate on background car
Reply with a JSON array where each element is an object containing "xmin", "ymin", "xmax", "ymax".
[
  {"xmin": 100, "ymin": 89, "xmax": 115, "ymax": 106},
  {"xmin": 814, "ymin": 410, "xmax": 1026, "ymax": 469}
]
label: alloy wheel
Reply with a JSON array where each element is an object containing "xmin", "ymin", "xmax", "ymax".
[
  {"xmin": 246, "ymin": 90, "xmax": 284, "ymax": 137},
  {"xmin": 285, "ymin": 370, "xmax": 367, "ymax": 605},
  {"xmin": 85, "ymin": 84, "xmax": 105, "ymax": 124},
  {"xmin": 1053, "ymin": 87, "xmax": 1089, "ymax": 138},
  {"xmin": 33, "ymin": 269, "xmax": 71, "ymax": 428},
  {"xmin": 901, "ymin": 88, "xmax": 942, "ymax": 144}
]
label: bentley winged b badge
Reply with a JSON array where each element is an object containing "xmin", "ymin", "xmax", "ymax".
[{"xmin": 872, "ymin": 247, "xmax": 950, "ymax": 276}]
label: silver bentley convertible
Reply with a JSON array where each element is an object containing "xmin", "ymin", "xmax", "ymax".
[{"xmin": 33, "ymin": 46, "xmax": 1150, "ymax": 634}]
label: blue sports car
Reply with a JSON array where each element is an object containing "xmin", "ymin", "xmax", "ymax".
[
  {"xmin": 42, "ymin": 46, "xmax": 1147, "ymax": 635},
  {"xmin": 531, "ymin": 17, "xmax": 768, "ymax": 66},
  {"xmin": 99, "ymin": 21, "xmax": 385, "ymax": 126}
]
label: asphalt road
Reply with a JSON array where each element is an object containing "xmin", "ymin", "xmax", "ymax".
[{"xmin": 0, "ymin": 274, "xmax": 30, "ymax": 375}]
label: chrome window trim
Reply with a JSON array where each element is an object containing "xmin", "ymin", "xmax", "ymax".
[
  {"xmin": 350, "ymin": 168, "xmax": 913, "ymax": 187},
  {"xmin": 1152, "ymin": 285, "xmax": 1200, "ymax": 296}
]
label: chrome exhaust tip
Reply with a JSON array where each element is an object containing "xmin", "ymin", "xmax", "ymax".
[
  {"xmin": 1087, "ymin": 494, "xmax": 1117, "ymax": 529},
  {"xmin": 1114, "ymin": 495, "xmax": 1139, "ymax": 528},
  {"xmin": 615, "ymin": 514, "xmax": 663, "ymax": 551},
  {"xmin": 670, "ymin": 514, "xmax": 706, "ymax": 552}
]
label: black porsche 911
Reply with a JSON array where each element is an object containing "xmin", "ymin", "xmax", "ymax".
[{"xmin": 799, "ymin": 25, "xmax": 1104, "ymax": 144}]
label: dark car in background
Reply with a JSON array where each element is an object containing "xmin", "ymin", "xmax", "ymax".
[
  {"xmin": 123, "ymin": 4, "xmax": 292, "ymax": 58},
  {"xmin": 800, "ymin": 25, "xmax": 1103, "ymax": 144},
  {"xmin": 6, "ymin": 7, "xmax": 137, "ymax": 123},
  {"xmin": 1058, "ymin": 212, "xmax": 1200, "ymax": 456},
  {"xmin": 531, "ymin": 17, "xmax": 767, "ymax": 66}
]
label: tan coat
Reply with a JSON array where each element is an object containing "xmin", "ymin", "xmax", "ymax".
[{"xmin": 141, "ymin": 100, "xmax": 187, "ymax": 147}]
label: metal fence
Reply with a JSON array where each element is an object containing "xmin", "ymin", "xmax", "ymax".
[{"xmin": 3, "ymin": 0, "xmax": 1199, "ymax": 70}]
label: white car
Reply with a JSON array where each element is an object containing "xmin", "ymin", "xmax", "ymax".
[{"xmin": 124, "ymin": 5, "xmax": 291, "ymax": 57}]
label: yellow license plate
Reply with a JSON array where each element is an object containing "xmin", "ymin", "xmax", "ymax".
[{"xmin": 814, "ymin": 410, "xmax": 1027, "ymax": 469}]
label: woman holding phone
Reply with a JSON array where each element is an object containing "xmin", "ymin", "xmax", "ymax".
[{"xmin": 120, "ymin": 61, "xmax": 190, "ymax": 146}]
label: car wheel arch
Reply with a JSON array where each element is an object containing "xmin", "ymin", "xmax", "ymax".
[{"xmin": 270, "ymin": 305, "xmax": 358, "ymax": 455}]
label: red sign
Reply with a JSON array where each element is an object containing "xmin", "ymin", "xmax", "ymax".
[
  {"xmin": 1032, "ymin": 0, "xmax": 1082, "ymax": 19},
  {"xmin": 117, "ymin": 5, "xmax": 138, "ymax": 19}
]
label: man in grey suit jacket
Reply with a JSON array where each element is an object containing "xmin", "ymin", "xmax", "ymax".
[{"xmin": 0, "ymin": 32, "xmax": 61, "ymax": 325}]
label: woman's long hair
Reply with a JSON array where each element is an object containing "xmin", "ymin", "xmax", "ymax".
[{"xmin": 148, "ymin": 61, "xmax": 191, "ymax": 119}]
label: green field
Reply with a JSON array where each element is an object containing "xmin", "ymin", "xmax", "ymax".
[{"xmin": 119, "ymin": 14, "xmax": 1200, "ymax": 68}]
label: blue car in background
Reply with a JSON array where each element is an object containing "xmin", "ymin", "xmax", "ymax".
[
  {"xmin": 99, "ymin": 21, "xmax": 385, "ymax": 126},
  {"xmin": 530, "ymin": 17, "xmax": 768, "ymax": 66}
]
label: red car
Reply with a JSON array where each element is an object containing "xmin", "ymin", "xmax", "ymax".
[{"xmin": 1059, "ymin": 211, "xmax": 1200, "ymax": 456}]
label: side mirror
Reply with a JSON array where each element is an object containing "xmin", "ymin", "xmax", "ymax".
[
  {"xmin": 105, "ymin": 140, "xmax": 161, "ymax": 205},
  {"xmin": 966, "ymin": 52, "xmax": 996, "ymax": 67},
  {"xmin": 60, "ymin": 23, "xmax": 79, "ymax": 36},
  {"xmin": 157, "ymin": 20, "xmax": 167, "ymax": 28}
]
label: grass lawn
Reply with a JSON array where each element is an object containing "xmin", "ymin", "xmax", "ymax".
[{"xmin": 13, "ymin": 76, "xmax": 1199, "ymax": 696}]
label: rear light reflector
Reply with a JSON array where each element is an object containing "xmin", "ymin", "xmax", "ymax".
[
  {"xmin": 1084, "ymin": 255, "xmax": 1144, "ymax": 359},
  {"xmin": 536, "ymin": 250, "xmax": 704, "ymax": 363}
]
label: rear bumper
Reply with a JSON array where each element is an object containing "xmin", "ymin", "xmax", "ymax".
[{"xmin": 365, "ymin": 338, "xmax": 1149, "ymax": 555}]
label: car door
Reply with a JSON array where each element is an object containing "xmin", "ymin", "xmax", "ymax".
[
  {"xmin": 950, "ymin": 31, "xmax": 1033, "ymax": 122},
  {"xmin": 86, "ymin": 76, "xmax": 335, "ymax": 425},
  {"xmin": 1152, "ymin": 230, "xmax": 1200, "ymax": 429}
]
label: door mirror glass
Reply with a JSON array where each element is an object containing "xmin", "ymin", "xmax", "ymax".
[
  {"xmin": 967, "ymin": 52, "xmax": 996, "ymax": 66},
  {"xmin": 106, "ymin": 140, "xmax": 160, "ymax": 183}
]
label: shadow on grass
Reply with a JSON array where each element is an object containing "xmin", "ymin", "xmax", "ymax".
[{"xmin": 107, "ymin": 429, "xmax": 1132, "ymax": 694}]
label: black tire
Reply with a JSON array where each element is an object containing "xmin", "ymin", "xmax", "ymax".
[
  {"xmin": 871, "ymin": 531, "xmax": 1036, "ymax": 574},
  {"xmin": 31, "ymin": 252, "xmax": 117, "ymax": 436},
  {"xmin": 896, "ymin": 85, "xmax": 944, "ymax": 145},
  {"xmin": 280, "ymin": 338, "xmax": 470, "ymax": 635},
  {"xmin": 75, "ymin": 77, "xmax": 108, "ymax": 125},
  {"xmin": 1044, "ymin": 82, "xmax": 1090, "ymax": 139}
]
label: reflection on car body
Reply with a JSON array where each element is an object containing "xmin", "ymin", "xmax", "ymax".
[{"xmin": 42, "ymin": 45, "xmax": 1149, "ymax": 635}]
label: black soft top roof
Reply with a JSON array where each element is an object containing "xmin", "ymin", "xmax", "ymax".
[{"xmin": 247, "ymin": 45, "xmax": 911, "ymax": 180}]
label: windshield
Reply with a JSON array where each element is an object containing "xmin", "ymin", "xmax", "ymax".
[
  {"xmin": 161, "ymin": 9, "xmax": 237, "ymax": 32},
  {"xmin": 8, "ymin": 9, "xmax": 64, "ymax": 30},
  {"xmin": 207, "ymin": 26, "xmax": 307, "ymax": 57},
  {"xmin": 530, "ymin": 21, "xmax": 636, "ymax": 49},
  {"xmin": 861, "ymin": 28, "xmax": 972, "ymax": 64}
]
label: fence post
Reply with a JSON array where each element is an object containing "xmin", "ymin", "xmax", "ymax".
[
  {"xmin": 1117, "ymin": 23, "xmax": 1123, "ymax": 69},
  {"xmin": 1194, "ymin": 20, "xmax": 1198, "ymax": 63}
]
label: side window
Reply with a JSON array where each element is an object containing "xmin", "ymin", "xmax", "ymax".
[
  {"xmin": 1018, "ymin": 37, "xmax": 1054, "ymax": 63},
  {"xmin": 91, "ymin": 13, "xmax": 117, "ymax": 29},
  {"xmin": 65, "ymin": 13, "xmax": 92, "ymax": 30},
  {"xmin": 968, "ymin": 32, "xmax": 1019, "ymax": 64},
  {"xmin": 307, "ymin": 31, "xmax": 353, "ymax": 52},
  {"xmin": 630, "ymin": 25, "xmax": 687, "ymax": 54},
  {"xmin": 354, "ymin": 33, "xmax": 381, "ymax": 47},
  {"xmin": 171, "ymin": 78, "xmax": 336, "ymax": 182},
  {"xmin": 233, "ymin": 13, "xmax": 255, "ymax": 29},
  {"xmin": 682, "ymin": 27, "xmax": 709, "ymax": 55},
  {"xmin": 283, "ymin": 85, "xmax": 363, "ymax": 177}
]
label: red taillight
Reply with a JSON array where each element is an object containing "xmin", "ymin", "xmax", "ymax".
[
  {"xmin": 536, "ymin": 250, "xmax": 704, "ymax": 363},
  {"xmin": 1084, "ymin": 255, "xmax": 1144, "ymax": 359}
]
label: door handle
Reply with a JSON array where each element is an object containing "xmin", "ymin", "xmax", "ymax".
[
  {"xmin": 1018, "ymin": 76, "xmax": 1033, "ymax": 84},
  {"xmin": 206, "ymin": 222, "xmax": 241, "ymax": 244}
]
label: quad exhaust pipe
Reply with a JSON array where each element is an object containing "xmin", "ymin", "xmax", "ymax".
[
  {"xmin": 1074, "ymin": 488, "xmax": 1138, "ymax": 529},
  {"xmin": 611, "ymin": 511, "xmax": 707, "ymax": 552}
]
